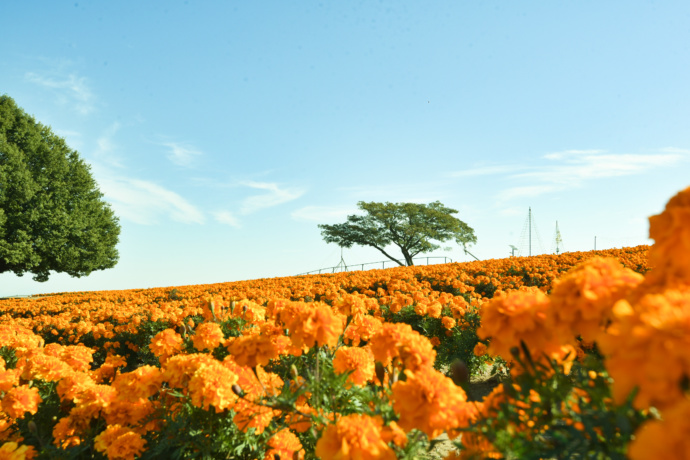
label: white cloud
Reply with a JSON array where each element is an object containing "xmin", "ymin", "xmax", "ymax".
[
  {"xmin": 489, "ymin": 149, "xmax": 688, "ymax": 201},
  {"xmin": 240, "ymin": 181, "xmax": 305, "ymax": 214},
  {"xmin": 213, "ymin": 211, "xmax": 241, "ymax": 228},
  {"xmin": 291, "ymin": 205, "xmax": 358, "ymax": 222},
  {"xmin": 25, "ymin": 71, "xmax": 95, "ymax": 115},
  {"xmin": 98, "ymin": 176, "xmax": 204, "ymax": 225},
  {"xmin": 161, "ymin": 142, "xmax": 202, "ymax": 167}
]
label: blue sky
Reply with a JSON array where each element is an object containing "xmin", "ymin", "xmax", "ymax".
[{"xmin": 1, "ymin": 1, "xmax": 689, "ymax": 296}]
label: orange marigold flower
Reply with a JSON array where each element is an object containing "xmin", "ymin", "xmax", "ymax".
[
  {"xmin": 477, "ymin": 288, "xmax": 564, "ymax": 364},
  {"xmin": 91, "ymin": 355, "xmax": 127, "ymax": 384},
  {"xmin": 1, "ymin": 386, "xmax": 41, "ymax": 419},
  {"xmin": 645, "ymin": 185, "xmax": 690, "ymax": 288},
  {"xmin": 392, "ymin": 367, "xmax": 475, "ymax": 439},
  {"xmin": 333, "ymin": 346, "xmax": 375, "ymax": 387},
  {"xmin": 104, "ymin": 397, "xmax": 155, "ymax": 428},
  {"xmin": 0, "ymin": 442, "xmax": 37, "ymax": 460},
  {"xmin": 94, "ymin": 425, "xmax": 147, "ymax": 460},
  {"xmin": 442, "ymin": 316, "xmax": 456, "ymax": 330},
  {"xmin": 315, "ymin": 414, "xmax": 396, "ymax": 460},
  {"xmin": 285, "ymin": 303, "xmax": 344, "ymax": 350},
  {"xmin": 0, "ymin": 369, "xmax": 20, "ymax": 394},
  {"xmin": 52, "ymin": 416, "xmax": 82, "ymax": 449},
  {"xmin": 598, "ymin": 288, "xmax": 690, "ymax": 409},
  {"xmin": 19, "ymin": 352, "xmax": 73, "ymax": 382},
  {"xmin": 227, "ymin": 333, "xmax": 279, "ymax": 368},
  {"xmin": 628, "ymin": 397, "xmax": 690, "ymax": 460},
  {"xmin": 111, "ymin": 365, "xmax": 164, "ymax": 401},
  {"xmin": 549, "ymin": 257, "xmax": 643, "ymax": 341},
  {"xmin": 149, "ymin": 329, "xmax": 184, "ymax": 361},
  {"xmin": 473, "ymin": 342, "xmax": 487, "ymax": 357},
  {"xmin": 343, "ymin": 314, "xmax": 383, "ymax": 347},
  {"xmin": 162, "ymin": 353, "xmax": 216, "ymax": 389},
  {"xmin": 264, "ymin": 429, "xmax": 304, "ymax": 460},
  {"xmin": 188, "ymin": 360, "xmax": 239, "ymax": 413},
  {"xmin": 191, "ymin": 322, "xmax": 225, "ymax": 351},
  {"xmin": 56, "ymin": 372, "xmax": 96, "ymax": 402},
  {"xmin": 369, "ymin": 323, "xmax": 436, "ymax": 371}
]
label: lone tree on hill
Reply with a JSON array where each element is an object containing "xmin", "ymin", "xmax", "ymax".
[
  {"xmin": 0, "ymin": 95, "xmax": 120, "ymax": 282},
  {"xmin": 318, "ymin": 201, "xmax": 476, "ymax": 266}
]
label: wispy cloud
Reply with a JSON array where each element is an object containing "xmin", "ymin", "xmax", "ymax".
[
  {"xmin": 98, "ymin": 176, "xmax": 205, "ymax": 225},
  {"xmin": 25, "ymin": 71, "xmax": 95, "ymax": 115},
  {"xmin": 291, "ymin": 205, "xmax": 358, "ymax": 222},
  {"xmin": 240, "ymin": 181, "xmax": 305, "ymax": 214},
  {"xmin": 161, "ymin": 142, "xmax": 203, "ymax": 167},
  {"xmin": 213, "ymin": 210, "xmax": 240, "ymax": 228},
  {"xmin": 474, "ymin": 148, "xmax": 689, "ymax": 202}
]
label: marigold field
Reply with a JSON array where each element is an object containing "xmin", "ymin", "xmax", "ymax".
[{"xmin": 1, "ymin": 186, "xmax": 689, "ymax": 460}]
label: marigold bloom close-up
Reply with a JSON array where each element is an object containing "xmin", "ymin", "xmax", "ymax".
[
  {"xmin": 149, "ymin": 328, "xmax": 184, "ymax": 361},
  {"xmin": 0, "ymin": 442, "xmax": 37, "ymax": 460},
  {"xmin": 315, "ymin": 414, "xmax": 396, "ymax": 460},
  {"xmin": 94, "ymin": 424, "xmax": 147, "ymax": 460},
  {"xmin": 264, "ymin": 428, "xmax": 304, "ymax": 460},
  {"xmin": 190, "ymin": 321, "xmax": 225, "ymax": 351},
  {"xmin": 333, "ymin": 346, "xmax": 375, "ymax": 386},
  {"xmin": 1, "ymin": 385, "xmax": 41, "ymax": 420},
  {"xmin": 227, "ymin": 333, "xmax": 279, "ymax": 368},
  {"xmin": 188, "ymin": 360, "xmax": 239, "ymax": 413},
  {"xmin": 392, "ymin": 367, "xmax": 475, "ymax": 439}
]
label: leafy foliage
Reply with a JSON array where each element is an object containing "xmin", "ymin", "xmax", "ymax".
[
  {"xmin": 319, "ymin": 201, "xmax": 476, "ymax": 266},
  {"xmin": 0, "ymin": 95, "xmax": 120, "ymax": 281}
]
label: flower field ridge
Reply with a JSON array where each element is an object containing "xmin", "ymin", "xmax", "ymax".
[{"xmin": 0, "ymin": 186, "xmax": 689, "ymax": 459}]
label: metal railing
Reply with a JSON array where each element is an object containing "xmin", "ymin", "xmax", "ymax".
[{"xmin": 297, "ymin": 256, "xmax": 453, "ymax": 276}]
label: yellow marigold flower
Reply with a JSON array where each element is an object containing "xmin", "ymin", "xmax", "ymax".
[
  {"xmin": 94, "ymin": 424, "xmax": 147, "ymax": 460},
  {"xmin": 0, "ymin": 442, "xmax": 37, "ymax": 460},
  {"xmin": 227, "ymin": 333, "xmax": 278, "ymax": 368},
  {"xmin": 645, "ymin": 185, "xmax": 690, "ymax": 288},
  {"xmin": 333, "ymin": 346, "xmax": 375, "ymax": 386},
  {"xmin": 188, "ymin": 360, "xmax": 239, "ymax": 413},
  {"xmin": 190, "ymin": 322, "xmax": 225, "ymax": 351},
  {"xmin": 1, "ymin": 385, "xmax": 41, "ymax": 419},
  {"xmin": 315, "ymin": 414, "xmax": 396, "ymax": 460},
  {"xmin": 392, "ymin": 367, "xmax": 475, "ymax": 439},
  {"xmin": 549, "ymin": 257, "xmax": 643, "ymax": 341},
  {"xmin": 264, "ymin": 429, "xmax": 304, "ymax": 460},
  {"xmin": 149, "ymin": 329, "xmax": 184, "ymax": 361},
  {"xmin": 628, "ymin": 398, "xmax": 690, "ymax": 460}
]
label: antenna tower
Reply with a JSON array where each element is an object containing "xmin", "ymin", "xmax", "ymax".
[
  {"xmin": 551, "ymin": 221, "xmax": 564, "ymax": 254},
  {"xmin": 517, "ymin": 207, "xmax": 545, "ymax": 256}
]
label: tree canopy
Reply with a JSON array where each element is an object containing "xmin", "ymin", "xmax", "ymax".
[
  {"xmin": 0, "ymin": 95, "xmax": 120, "ymax": 282},
  {"xmin": 318, "ymin": 201, "xmax": 476, "ymax": 266}
]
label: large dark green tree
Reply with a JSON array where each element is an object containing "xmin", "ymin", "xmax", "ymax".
[
  {"xmin": 0, "ymin": 95, "xmax": 120, "ymax": 282},
  {"xmin": 319, "ymin": 201, "xmax": 477, "ymax": 266}
]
